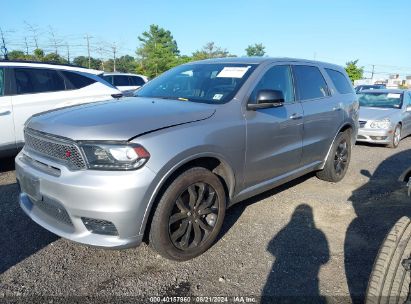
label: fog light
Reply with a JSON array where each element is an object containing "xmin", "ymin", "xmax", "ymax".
[
  {"xmin": 81, "ymin": 217, "xmax": 118, "ymax": 236},
  {"xmin": 370, "ymin": 136, "xmax": 387, "ymax": 140}
]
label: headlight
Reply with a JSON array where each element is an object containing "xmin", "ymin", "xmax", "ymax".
[
  {"xmin": 370, "ymin": 118, "xmax": 391, "ymax": 129},
  {"xmin": 81, "ymin": 143, "xmax": 150, "ymax": 171}
]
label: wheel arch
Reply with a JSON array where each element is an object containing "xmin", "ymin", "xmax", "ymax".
[
  {"xmin": 139, "ymin": 153, "xmax": 236, "ymax": 238},
  {"xmin": 319, "ymin": 122, "xmax": 355, "ymax": 170}
]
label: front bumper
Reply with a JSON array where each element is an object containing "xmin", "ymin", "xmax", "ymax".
[
  {"xmin": 356, "ymin": 128, "xmax": 393, "ymax": 144},
  {"xmin": 15, "ymin": 150, "xmax": 157, "ymax": 249}
]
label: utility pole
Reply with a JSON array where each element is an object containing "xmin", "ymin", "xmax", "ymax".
[
  {"xmin": 66, "ymin": 44, "xmax": 70, "ymax": 64},
  {"xmin": 24, "ymin": 37, "xmax": 29, "ymax": 55},
  {"xmin": 371, "ymin": 65, "xmax": 375, "ymax": 80},
  {"xmin": 112, "ymin": 44, "xmax": 117, "ymax": 72},
  {"xmin": 0, "ymin": 27, "xmax": 8, "ymax": 60},
  {"xmin": 49, "ymin": 26, "xmax": 59, "ymax": 54},
  {"xmin": 25, "ymin": 22, "xmax": 39, "ymax": 49},
  {"xmin": 84, "ymin": 34, "xmax": 93, "ymax": 68}
]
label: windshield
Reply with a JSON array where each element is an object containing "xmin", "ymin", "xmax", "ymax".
[
  {"xmin": 358, "ymin": 92, "xmax": 403, "ymax": 109},
  {"xmin": 356, "ymin": 85, "xmax": 384, "ymax": 93},
  {"xmin": 136, "ymin": 63, "xmax": 257, "ymax": 104}
]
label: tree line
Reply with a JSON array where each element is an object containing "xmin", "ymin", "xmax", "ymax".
[{"xmin": 3, "ymin": 24, "xmax": 363, "ymax": 82}]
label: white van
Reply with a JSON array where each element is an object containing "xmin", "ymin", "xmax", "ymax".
[{"xmin": 0, "ymin": 61, "xmax": 122, "ymax": 156}]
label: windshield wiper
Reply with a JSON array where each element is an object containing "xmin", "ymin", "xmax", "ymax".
[{"xmin": 138, "ymin": 96, "xmax": 192, "ymax": 101}]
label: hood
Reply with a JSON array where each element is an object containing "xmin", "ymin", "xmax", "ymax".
[
  {"xmin": 27, "ymin": 97, "xmax": 216, "ymax": 141},
  {"xmin": 359, "ymin": 107, "xmax": 400, "ymax": 121}
]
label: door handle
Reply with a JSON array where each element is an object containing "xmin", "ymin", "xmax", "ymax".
[
  {"xmin": 0, "ymin": 110, "xmax": 11, "ymax": 116},
  {"xmin": 290, "ymin": 113, "xmax": 303, "ymax": 120}
]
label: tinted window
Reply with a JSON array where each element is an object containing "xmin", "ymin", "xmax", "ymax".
[
  {"xmin": 250, "ymin": 65, "xmax": 294, "ymax": 103},
  {"xmin": 0, "ymin": 68, "xmax": 4, "ymax": 96},
  {"xmin": 113, "ymin": 75, "xmax": 131, "ymax": 86},
  {"xmin": 293, "ymin": 65, "xmax": 329, "ymax": 100},
  {"xmin": 102, "ymin": 75, "xmax": 113, "ymax": 85},
  {"xmin": 14, "ymin": 68, "xmax": 65, "ymax": 94},
  {"xmin": 62, "ymin": 71, "xmax": 96, "ymax": 89},
  {"xmin": 131, "ymin": 76, "xmax": 145, "ymax": 86},
  {"xmin": 325, "ymin": 68, "xmax": 353, "ymax": 94}
]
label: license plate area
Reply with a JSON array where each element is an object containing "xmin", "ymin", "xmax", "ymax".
[{"xmin": 19, "ymin": 173, "xmax": 41, "ymax": 201}]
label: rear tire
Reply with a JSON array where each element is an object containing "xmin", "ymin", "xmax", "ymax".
[
  {"xmin": 388, "ymin": 124, "xmax": 401, "ymax": 149},
  {"xmin": 149, "ymin": 167, "xmax": 226, "ymax": 261},
  {"xmin": 365, "ymin": 216, "xmax": 411, "ymax": 304},
  {"xmin": 316, "ymin": 130, "xmax": 351, "ymax": 182}
]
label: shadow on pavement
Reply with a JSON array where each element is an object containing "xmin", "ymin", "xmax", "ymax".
[
  {"xmin": 218, "ymin": 173, "xmax": 315, "ymax": 242},
  {"xmin": 345, "ymin": 149, "xmax": 411, "ymax": 303},
  {"xmin": 0, "ymin": 181, "xmax": 58, "ymax": 274},
  {"xmin": 0, "ymin": 156, "xmax": 15, "ymax": 173},
  {"xmin": 261, "ymin": 204, "xmax": 329, "ymax": 303}
]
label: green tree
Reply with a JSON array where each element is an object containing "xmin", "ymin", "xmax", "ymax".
[
  {"xmin": 103, "ymin": 56, "xmax": 137, "ymax": 73},
  {"xmin": 136, "ymin": 24, "xmax": 180, "ymax": 78},
  {"xmin": 345, "ymin": 60, "xmax": 364, "ymax": 83},
  {"xmin": 245, "ymin": 43, "xmax": 266, "ymax": 56},
  {"xmin": 73, "ymin": 56, "xmax": 102, "ymax": 70},
  {"xmin": 43, "ymin": 52, "xmax": 67, "ymax": 64},
  {"xmin": 33, "ymin": 48, "xmax": 45, "ymax": 61},
  {"xmin": 7, "ymin": 50, "xmax": 27, "ymax": 60},
  {"xmin": 192, "ymin": 42, "xmax": 233, "ymax": 60}
]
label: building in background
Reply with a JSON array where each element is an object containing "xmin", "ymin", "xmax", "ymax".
[{"xmin": 354, "ymin": 74, "xmax": 408, "ymax": 89}]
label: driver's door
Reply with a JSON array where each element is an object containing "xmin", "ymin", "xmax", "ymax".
[{"xmin": 244, "ymin": 64, "xmax": 303, "ymax": 188}]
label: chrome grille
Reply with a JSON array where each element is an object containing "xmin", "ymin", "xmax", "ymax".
[
  {"xmin": 24, "ymin": 130, "xmax": 86, "ymax": 170},
  {"xmin": 359, "ymin": 120, "xmax": 367, "ymax": 128}
]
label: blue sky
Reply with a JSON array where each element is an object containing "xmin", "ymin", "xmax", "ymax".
[{"xmin": 2, "ymin": 0, "xmax": 411, "ymax": 77}]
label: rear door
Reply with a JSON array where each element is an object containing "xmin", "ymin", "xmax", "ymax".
[
  {"xmin": 292, "ymin": 64, "xmax": 344, "ymax": 165},
  {"xmin": 0, "ymin": 67, "xmax": 16, "ymax": 153}
]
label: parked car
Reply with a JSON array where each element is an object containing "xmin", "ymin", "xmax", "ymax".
[
  {"xmin": 15, "ymin": 58, "xmax": 359, "ymax": 260},
  {"xmin": 0, "ymin": 61, "xmax": 122, "ymax": 157},
  {"xmin": 355, "ymin": 84, "xmax": 386, "ymax": 93},
  {"xmin": 356, "ymin": 89, "xmax": 411, "ymax": 148},
  {"xmin": 102, "ymin": 72, "xmax": 148, "ymax": 96}
]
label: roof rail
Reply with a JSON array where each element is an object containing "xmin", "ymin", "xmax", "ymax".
[{"xmin": 0, "ymin": 59, "xmax": 87, "ymax": 69}]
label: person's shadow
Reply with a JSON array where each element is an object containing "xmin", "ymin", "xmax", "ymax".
[
  {"xmin": 262, "ymin": 204, "xmax": 329, "ymax": 303},
  {"xmin": 345, "ymin": 148, "xmax": 411, "ymax": 303}
]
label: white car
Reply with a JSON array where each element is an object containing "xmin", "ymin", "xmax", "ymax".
[
  {"xmin": 102, "ymin": 72, "xmax": 148, "ymax": 96},
  {"xmin": 0, "ymin": 61, "xmax": 122, "ymax": 157}
]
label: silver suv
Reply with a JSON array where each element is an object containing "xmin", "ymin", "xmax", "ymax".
[{"xmin": 16, "ymin": 58, "xmax": 359, "ymax": 260}]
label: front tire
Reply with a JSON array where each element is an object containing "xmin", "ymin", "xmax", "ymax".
[
  {"xmin": 149, "ymin": 167, "xmax": 226, "ymax": 261},
  {"xmin": 388, "ymin": 124, "xmax": 401, "ymax": 149},
  {"xmin": 316, "ymin": 130, "xmax": 351, "ymax": 182}
]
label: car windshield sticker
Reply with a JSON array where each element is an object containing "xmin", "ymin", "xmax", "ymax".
[
  {"xmin": 217, "ymin": 66, "xmax": 250, "ymax": 78},
  {"xmin": 213, "ymin": 94, "xmax": 224, "ymax": 100},
  {"xmin": 387, "ymin": 93, "xmax": 401, "ymax": 99}
]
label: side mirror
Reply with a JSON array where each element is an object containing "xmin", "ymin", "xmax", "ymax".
[
  {"xmin": 248, "ymin": 90, "xmax": 285, "ymax": 110},
  {"xmin": 406, "ymin": 106, "xmax": 411, "ymax": 112}
]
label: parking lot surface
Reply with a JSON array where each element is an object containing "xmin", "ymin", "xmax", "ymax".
[{"xmin": 1, "ymin": 140, "xmax": 411, "ymax": 302}]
